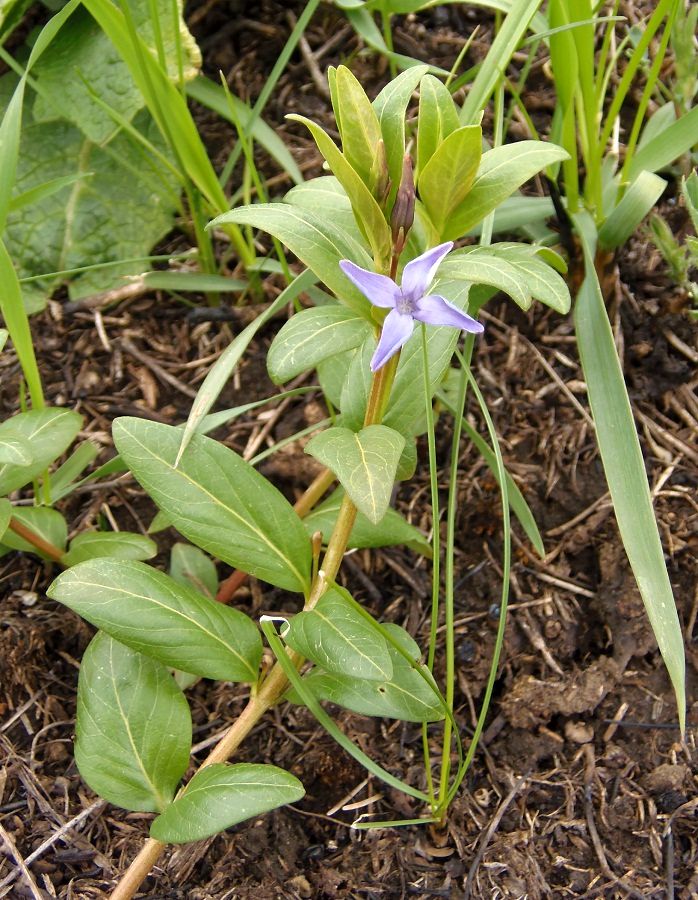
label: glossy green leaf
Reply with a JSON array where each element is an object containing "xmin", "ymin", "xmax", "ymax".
[
  {"xmin": 0, "ymin": 499, "xmax": 10, "ymax": 541},
  {"xmin": 0, "ymin": 409, "xmax": 82, "ymax": 495},
  {"xmin": 304, "ymin": 487, "xmax": 431, "ymax": 556},
  {"xmin": 1, "ymin": 507, "xmax": 66, "ymax": 560},
  {"xmin": 112, "ymin": 418, "xmax": 311, "ymax": 594},
  {"xmin": 300, "ymin": 624, "xmax": 443, "ymax": 722},
  {"xmin": 0, "ymin": 239, "xmax": 43, "ymax": 406},
  {"xmin": 373, "ymin": 65, "xmax": 429, "ymax": 205},
  {"xmin": 305, "ymin": 425, "xmax": 405, "ymax": 525},
  {"xmin": 285, "ymin": 587, "xmax": 392, "ymax": 681},
  {"xmin": 628, "ymin": 97, "xmax": 698, "ymax": 179},
  {"xmin": 150, "ymin": 763, "xmax": 304, "ymax": 843},
  {"xmin": 334, "ymin": 66, "xmax": 383, "ymax": 190},
  {"xmin": 209, "ymin": 203, "xmax": 373, "ymax": 318},
  {"xmin": 75, "ymin": 632, "xmax": 191, "ymax": 812},
  {"xmin": 0, "ymin": 433, "xmax": 32, "ymax": 466},
  {"xmin": 268, "ymin": 305, "xmax": 370, "ymax": 384},
  {"xmin": 169, "ymin": 543, "xmax": 218, "ymax": 599},
  {"xmin": 418, "ymin": 126, "xmax": 482, "ymax": 236},
  {"xmin": 48, "ymin": 559, "xmax": 262, "ymax": 682},
  {"xmin": 444, "ymin": 141, "xmax": 568, "ymax": 240},
  {"xmin": 49, "ymin": 440, "xmax": 101, "ymax": 501},
  {"xmin": 285, "ymin": 176, "xmax": 361, "ymax": 240},
  {"xmin": 417, "ymin": 73, "xmax": 460, "ymax": 176},
  {"xmin": 598, "ymin": 171, "xmax": 667, "ymax": 250},
  {"xmin": 61, "ymin": 531, "xmax": 157, "ymax": 567},
  {"xmin": 573, "ymin": 219, "xmax": 685, "ymax": 732},
  {"xmin": 288, "ymin": 114, "xmax": 391, "ymax": 267}
]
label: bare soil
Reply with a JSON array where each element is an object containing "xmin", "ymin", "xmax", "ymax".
[{"xmin": 1, "ymin": 3, "xmax": 697, "ymax": 898}]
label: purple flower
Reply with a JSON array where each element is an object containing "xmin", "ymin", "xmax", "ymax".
[{"xmin": 340, "ymin": 242, "xmax": 484, "ymax": 372}]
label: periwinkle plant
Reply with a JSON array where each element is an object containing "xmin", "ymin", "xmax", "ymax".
[{"xmin": 48, "ymin": 65, "xmax": 571, "ymax": 897}]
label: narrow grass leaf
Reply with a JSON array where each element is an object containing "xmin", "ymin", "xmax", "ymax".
[{"xmin": 598, "ymin": 171, "xmax": 666, "ymax": 250}]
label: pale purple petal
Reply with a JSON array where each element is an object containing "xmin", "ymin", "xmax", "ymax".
[
  {"xmin": 339, "ymin": 260, "xmax": 401, "ymax": 308},
  {"xmin": 413, "ymin": 294, "xmax": 484, "ymax": 333},
  {"xmin": 370, "ymin": 309, "xmax": 414, "ymax": 371},
  {"xmin": 400, "ymin": 241, "xmax": 454, "ymax": 302}
]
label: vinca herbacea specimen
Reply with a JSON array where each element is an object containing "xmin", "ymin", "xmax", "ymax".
[
  {"xmin": 48, "ymin": 61, "xmax": 573, "ymax": 899},
  {"xmin": 340, "ymin": 242, "xmax": 483, "ymax": 371}
]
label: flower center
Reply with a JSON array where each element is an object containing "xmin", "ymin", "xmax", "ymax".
[{"xmin": 396, "ymin": 293, "xmax": 415, "ymax": 315}]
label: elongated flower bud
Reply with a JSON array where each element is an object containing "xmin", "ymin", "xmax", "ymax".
[
  {"xmin": 390, "ymin": 153, "xmax": 415, "ymax": 254},
  {"xmin": 370, "ymin": 139, "xmax": 391, "ymax": 206}
]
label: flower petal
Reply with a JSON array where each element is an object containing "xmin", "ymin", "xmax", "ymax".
[
  {"xmin": 413, "ymin": 294, "xmax": 484, "ymax": 333},
  {"xmin": 339, "ymin": 260, "xmax": 401, "ymax": 308},
  {"xmin": 400, "ymin": 242, "xmax": 454, "ymax": 302},
  {"xmin": 370, "ymin": 309, "xmax": 414, "ymax": 371}
]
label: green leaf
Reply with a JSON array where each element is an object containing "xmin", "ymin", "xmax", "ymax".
[
  {"xmin": 284, "ymin": 587, "xmax": 393, "ymax": 681},
  {"xmin": 416, "ymin": 73, "xmax": 461, "ymax": 176},
  {"xmin": 0, "ymin": 239, "xmax": 44, "ymax": 406},
  {"xmin": 61, "ymin": 531, "xmax": 157, "ymax": 567},
  {"xmin": 0, "ymin": 433, "xmax": 32, "ymax": 466},
  {"xmin": 317, "ymin": 347, "xmax": 357, "ymax": 409},
  {"xmin": 299, "ymin": 624, "xmax": 443, "ymax": 722},
  {"xmin": 444, "ymin": 141, "xmax": 569, "ymax": 240},
  {"xmin": 170, "ymin": 543, "xmax": 218, "ymax": 599},
  {"xmin": 287, "ymin": 115, "xmax": 392, "ymax": 267},
  {"xmin": 598, "ymin": 171, "xmax": 667, "ymax": 250},
  {"xmin": 305, "ymin": 425, "xmax": 405, "ymax": 525},
  {"xmin": 5, "ymin": 112, "xmax": 180, "ymax": 310},
  {"xmin": 573, "ymin": 219, "xmax": 685, "ymax": 732},
  {"xmin": 285, "ymin": 176, "xmax": 361, "ymax": 240},
  {"xmin": 75, "ymin": 632, "xmax": 191, "ymax": 812},
  {"xmin": 304, "ymin": 487, "xmax": 431, "ymax": 556},
  {"xmin": 48, "ymin": 559, "xmax": 262, "ymax": 683},
  {"xmin": 334, "ymin": 66, "xmax": 383, "ymax": 190},
  {"xmin": 1, "ymin": 507, "xmax": 66, "ymax": 560},
  {"xmin": 0, "ymin": 409, "xmax": 82, "ymax": 495},
  {"xmin": 268, "ymin": 305, "xmax": 370, "ymax": 384},
  {"xmin": 418, "ymin": 126, "xmax": 482, "ymax": 236},
  {"xmin": 0, "ymin": 499, "xmax": 10, "ymax": 541},
  {"xmin": 373, "ymin": 65, "xmax": 429, "ymax": 206},
  {"xmin": 32, "ymin": 4, "xmax": 200, "ymax": 144},
  {"xmin": 150, "ymin": 763, "xmax": 305, "ymax": 843},
  {"xmin": 48, "ymin": 440, "xmax": 101, "ymax": 501},
  {"xmin": 112, "ymin": 418, "xmax": 311, "ymax": 594},
  {"xmin": 628, "ymin": 104, "xmax": 698, "ymax": 179},
  {"xmin": 682, "ymin": 171, "xmax": 698, "ymax": 233},
  {"xmin": 209, "ymin": 203, "xmax": 373, "ymax": 318}
]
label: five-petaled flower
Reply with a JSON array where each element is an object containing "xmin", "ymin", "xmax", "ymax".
[{"xmin": 340, "ymin": 242, "xmax": 484, "ymax": 372}]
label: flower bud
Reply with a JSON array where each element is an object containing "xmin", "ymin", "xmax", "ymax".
[
  {"xmin": 390, "ymin": 153, "xmax": 415, "ymax": 253},
  {"xmin": 370, "ymin": 139, "xmax": 391, "ymax": 206}
]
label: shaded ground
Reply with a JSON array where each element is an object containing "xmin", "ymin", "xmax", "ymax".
[{"xmin": 1, "ymin": 3, "xmax": 697, "ymax": 898}]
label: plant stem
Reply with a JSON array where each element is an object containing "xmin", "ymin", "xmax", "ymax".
[
  {"xmin": 111, "ymin": 357, "xmax": 398, "ymax": 900},
  {"xmin": 7, "ymin": 518, "xmax": 64, "ymax": 563}
]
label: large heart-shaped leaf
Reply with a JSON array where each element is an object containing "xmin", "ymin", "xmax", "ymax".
[
  {"xmin": 112, "ymin": 418, "xmax": 311, "ymax": 594},
  {"xmin": 48, "ymin": 559, "xmax": 262, "ymax": 683},
  {"xmin": 284, "ymin": 587, "xmax": 392, "ymax": 681},
  {"xmin": 75, "ymin": 632, "xmax": 191, "ymax": 812},
  {"xmin": 305, "ymin": 425, "xmax": 405, "ymax": 525},
  {"xmin": 150, "ymin": 763, "xmax": 305, "ymax": 843}
]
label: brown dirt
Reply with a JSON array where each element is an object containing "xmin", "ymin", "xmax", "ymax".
[{"xmin": 1, "ymin": 3, "xmax": 697, "ymax": 898}]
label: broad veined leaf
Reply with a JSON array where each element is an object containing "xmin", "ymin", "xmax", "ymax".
[
  {"xmin": 75, "ymin": 632, "xmax": 191, "ymax": 812},
  {"xmin": 209, "ymin": 204, "xmax": 374, "ymax": 318},
  {"xmin": 298, "ymin": 624, "xmax": 444, "ymax": 722},
  {"xmin": 317, "ymin": 346, "xmax": 358, "ymax": 409},
  {"xmin": 169, "ymin": 543, "xmax": 218, "ymax": 599},
  {"xmin": 284, "ymin": 587, "xmax": 393, "ymax": 681},
  {"xmin": 333, "ymin": 66, "xmax": 383, "ymax": 190},
  {"xmin": 438, "ymin": 247, "xmax": 532, "ymax": 309},
  {"xmin": 304, "ymin": 487, "xmax": 431, "ymax": 555},
  {"xmin": 48, "ymin": 559, "xmax": 262, "ymax": 683},
  {"xmin": 0, "ymin": 433, "xmax": 32, "ymax": 465},
  {"xmin": 418, "ymin": 125, "xmax": 482, "ymax": 235},
  {"xmin": 417, "ymin": 73, "xmax": 460, "ymax": 176},
  {"xmin": 305, "ymin": 425, "xmax": 405, "ymax": 525},
  {"xmin": 372, "ymin": 65, "xmax": 428, "ymax": 207},
  {"xmin": 285, "ymin": 176, "xmax": 362, "ymax": 240},
  {"xmin": 0, "ymin": 408, "xmax": 82, "ymax": 495},
  {"xmin": 287, "ymin": 115, "xmax": 392, "ymax": 267},
  {"xmin": 61, "ymin": 531, "xmax": 157, "ymax": 567},
  {"xmin": 112, "ymin": 418, "xmax": 311, "ymax": 594},
  {"xmin": 444, "ymin": 141, "xmax": 568, "ymax": 240},
  {"xmin": 150, "ymin": 763, "xmax": 305, "ymax": 843},
  {"xmin": 0, "ymin": 498, "xmax": 10, "ymax": 541},
  {"xmin": 339, "ymin": 335, "xmax": 375, "ymax": 430},
  {"xmin": 5, "ymin": 112, "xmax": 180, "ymax": 311},
  {"xmin": 0, "ymin": 507, "xmax": 66, "ymax": 559},
  {"xmin": 267, "ymin": 305, "xmax": 370, "ymax": 384}
]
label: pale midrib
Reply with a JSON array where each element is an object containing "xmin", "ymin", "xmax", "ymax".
[{"xmin": 58, "ymin": 139, "xmax": 93, "ymax": 272}]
